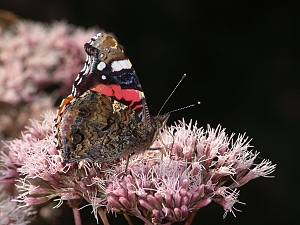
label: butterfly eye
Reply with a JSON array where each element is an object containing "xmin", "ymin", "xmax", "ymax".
[
  {"xmin": 78, "ymin": 108, "xmax": 91, "ymax": 118},
  {"xmin": 71, "ymin": 133, "xmax": 84, "ymax": 145}
]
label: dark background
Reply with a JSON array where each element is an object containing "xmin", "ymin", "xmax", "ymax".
[{"xmin": 1, "ymin": 1, "xmax": 298, "ymax": 224}]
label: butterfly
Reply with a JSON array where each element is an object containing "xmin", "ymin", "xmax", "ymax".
[{"xmin": 54, "ymin": 33, "xmax": 169, "ymax": 163}]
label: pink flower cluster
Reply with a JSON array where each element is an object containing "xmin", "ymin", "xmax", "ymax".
[
  {"xmin": 0, "ymin": 20, "xmax": 99, "ymax": 140},
  {"xmin": 0, "ymin": 20, "xmax": 99, "ymax": 104},
  {"xmin": 0, "ymin": 112, "xmax": 275, "ymax": 225}
]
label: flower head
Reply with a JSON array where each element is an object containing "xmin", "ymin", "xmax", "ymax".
[
  {"xmin": 0, "ymin": 20, "xmax": 100, "ymax": 140},
  {"xmin": 1, "ymin": 112, "xmax": 108, "ymax": 212},
  {"xmin": 0, "ymin": 20, "xmax": 99, "ymax": 104},
  {"xmin": 0, "ymin": 113, "xmax": 276, "ymax": 225},
  {"xmin": 106, "ymin": 120, "xmax": 276, "ymax": 223}
]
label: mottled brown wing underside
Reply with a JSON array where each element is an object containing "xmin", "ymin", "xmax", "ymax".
[{"xmin": 55, "ymin": 90, "xmax": 156, "ymax": 163}]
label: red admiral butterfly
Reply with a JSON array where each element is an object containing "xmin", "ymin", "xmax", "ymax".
[{"xmin": 54, "ymin": 33, "xmax": 169, "ymax": 163}]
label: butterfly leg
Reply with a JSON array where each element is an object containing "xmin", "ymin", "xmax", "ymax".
[{"xmin": 121, "ymin": 154, "xmax": 131, "ymax": 180}]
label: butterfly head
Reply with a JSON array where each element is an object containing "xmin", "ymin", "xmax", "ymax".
[{"xmin": 150, "ymin": 113, "xmax": 170, "ymax": 141}]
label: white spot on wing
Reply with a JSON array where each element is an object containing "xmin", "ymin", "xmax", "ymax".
[
  {"xmin": 111, "ymin": 59, "xmax": 132, "ymax": 72},
  {"xmin": 111, "ymin": 61, "xmax": 122, "ymax": 72},
  {"xmin": 97, "ymin": 62, "xmax": 106, "ymax": 71},
  {"xmin": 120, "ymin": 59, "xmax": 132, "ymax": 69}
]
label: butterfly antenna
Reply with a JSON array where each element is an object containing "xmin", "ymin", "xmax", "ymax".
[
  {"xmin": 157, "ymin": 74, "xmax": 187, "ymax": 115},
  {"xmin": 168, "ymin": 101, "xmax": 201, "ymax": 114}
]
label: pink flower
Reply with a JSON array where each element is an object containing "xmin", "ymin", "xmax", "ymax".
[
  {"xmin": 0, "ymin": 20, "xmax": 100, "ymax": 141},
  {"xmin": 2, "ymin": 112, "xmax": 108, "ymax": 212},
  {"xmin": 106, "ymin": 121, "xmax": 275, "ymax": 224},
  {"xmin": 0, "ymin": 192, "xmax": 36, "ymax": 225},
  {"xmin": 0, "ymin": 112, "xmax": 276, "ymax": 225},
  {"xmin": 0, "ymin": 20, "xmax": 100, "ymax": 104}
]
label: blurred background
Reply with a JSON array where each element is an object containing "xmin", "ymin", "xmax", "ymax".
[{"xmin": 0, "ymin": 1, "xmax": 298, "ymax": 224}]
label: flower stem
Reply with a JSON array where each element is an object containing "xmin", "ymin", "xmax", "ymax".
[
  {"xmin": 97, "ymin": 207, "xmax": 110, "ymax": 225},
  {"xmin": 72, "ymin": 206, "xmax": 82, "ymax": 225},
  {"xmin": 184, "ymin": 210, "xmax": 198, "ymax": 225},
  {"xmin": 124, "ymin": 214, "xmax": 134, "ymax": 225},
  {"xmin": 135, "ymin": 213, "xmax": 152, "ymax": 225},
  {"xmin": 67, "ymin": 199, "xmax": 82, "ymax": 225}
]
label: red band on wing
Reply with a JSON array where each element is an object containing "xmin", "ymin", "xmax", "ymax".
[
  {"xmin": 92, "ymin": 84, "xmax": 114, "ymax": 96},
  {"xmin": 91, "ymin": 84, "xmax": 143, "ymax": 110}
]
